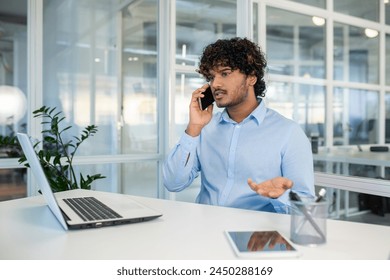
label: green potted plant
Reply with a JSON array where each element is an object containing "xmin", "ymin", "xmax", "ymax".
[{"xmin": 1, "ymin": 106, "xmax": 105, "ymax": 192}]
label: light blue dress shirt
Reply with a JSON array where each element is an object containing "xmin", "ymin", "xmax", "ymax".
[{"xmin": 163, "ymin": 100, "xmax": 315, "ymax": 213}]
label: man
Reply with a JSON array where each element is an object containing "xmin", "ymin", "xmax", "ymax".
[{"xmin": 163, "ymin": 37, "xmax": 314, "ymax": 213}]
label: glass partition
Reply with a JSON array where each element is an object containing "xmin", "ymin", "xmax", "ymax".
[
  {"xmin": 266, "ymin": 7, "xmax": 326, "ymax": 79},
  {"xmin": 173, "ymin": 72, "xmax": 199, "ymax": 143},
  {"xmin": 333, "ymin": 88, "xmax": 379, "ymax": 146},
  {"xmin": 334, "ymin": 0, "xmax": 379, "ymax": 22},
  {"xmin": 0, "ymin": 5, "xmax": 27, "ymax": 149},
  {"xmin": 262, "ymin": 3, "xmax": 390, "ymax": 218},
  {"xmin": 386, "ymin": 2, "xmax": 390, "ymax": 25},
  {"xmin": 386, "ymin": 34, "xmax": 390, "ymax": 86},
  {"xmin": 1, "ymin": 0, "xmax": 390, "ymax": 212},
  {"xmin": 43, "ymin": 0, "xmax": 159, "ymax": 156},
  {"xmin": 121, "ymin": 1, "xmax": 158, "ymax": 154},
  {"xmin": 334, "ymin": 23, "xmax": 379, "ymax": 84},
  {"xmin": 265, "ymin": 6, "xmax": 326, "ymax": 147},
  {"xmin": 386, "ymin": 92, "xmax": 390, "ymax": 143},
  {"xmin": 0, "ymin": 168, "xmax": 26, "ymax": 201},
  {"xmin": 253, "ymin": 2, "xmax": 258, "ymax": 43},
  {"xmin": 176, "ymin": 0, "xmax": 236, "ymax": 66},
  {"xmin": 0, "ymin": 1, "xmax": 28, "ymax": 201},
  {"xmin": 36, "ymin": 0, "xmax": 160, "ymax": 199},
  {"xmin": 75, "ymin": 161, "xmax": 158, "ymax": 197},
  {"xmin": 286, "ymin": 0, "xmax": 325, "ymax": 8},
  {"xmin": 266, "ymin": 82, "xmax": 326, "ymax": 142},
  {"xmin": 172, "ymin": 0, "xmax": 236, "ymax": 203}
]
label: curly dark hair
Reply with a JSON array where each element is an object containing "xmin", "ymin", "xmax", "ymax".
[{"xmin": 197, "ymin": 37, "xmax": 267, "ymax": 98}]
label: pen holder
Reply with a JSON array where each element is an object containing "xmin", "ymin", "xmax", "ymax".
[{"xmin": 290, "ymin": 199, "xmax": 328, "ymax": 247}]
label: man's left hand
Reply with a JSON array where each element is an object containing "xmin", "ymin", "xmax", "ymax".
[{"xmin": 247, "ymin": 177, "xmax": 293, "ymax": 198}]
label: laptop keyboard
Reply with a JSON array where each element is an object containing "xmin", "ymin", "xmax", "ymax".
[{"xmin": 63, "ymin": 197, "xmax": 123, "ymax": 221}]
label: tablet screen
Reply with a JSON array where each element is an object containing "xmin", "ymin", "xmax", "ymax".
[{"xmin": 226, "ymin": 230, "xmax": 299, "ymax": 258}]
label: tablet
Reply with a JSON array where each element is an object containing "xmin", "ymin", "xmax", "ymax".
[{"xmin": 225, "ymin": 230, "xmax": 300, "ymax": 258}]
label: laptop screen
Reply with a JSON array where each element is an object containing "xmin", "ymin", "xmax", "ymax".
[{"xmin": 17, "ymin": 133, "xmax": 68, "ymax": 230}]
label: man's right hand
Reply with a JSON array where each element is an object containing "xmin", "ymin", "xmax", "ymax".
[{"xmin": 185, "ymin": 84, "xmax": 214, "ymax": 137}]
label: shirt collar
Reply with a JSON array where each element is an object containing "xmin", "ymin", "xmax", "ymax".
[{"xmin": 219, "ymin": 98, "xmax": 266, "ymax": 126}]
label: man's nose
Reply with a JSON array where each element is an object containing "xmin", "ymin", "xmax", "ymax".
[{"xmin": 210, "ymin": 75, "xmax": 222, "ymax": 88}]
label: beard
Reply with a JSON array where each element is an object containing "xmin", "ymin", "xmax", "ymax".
[{"xmin": 215, "ymin": 80, "xmax": 250, "ymax": 108}]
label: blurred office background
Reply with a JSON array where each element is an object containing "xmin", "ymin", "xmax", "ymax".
[{"xmin": 0, "ymin": 0, "xmax": 389, "ymax": 224}]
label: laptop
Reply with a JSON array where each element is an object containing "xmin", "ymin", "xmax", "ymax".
[{"xmin": 17, "ymin": 132, "xmax": 162, "ymax": 230}]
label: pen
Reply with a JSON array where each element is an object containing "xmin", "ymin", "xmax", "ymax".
[
  {"xmin": 293, "ymin": 189, "xmax": 327, "ymax": 235},
  {"xmin": 315, "ymin": 188, "xmax": 326, "ymax": 202},
  {"xmin": 289, "ymin": 191, "xmax": 302, "ymax": 202}
]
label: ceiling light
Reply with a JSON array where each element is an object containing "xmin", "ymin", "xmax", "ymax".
[
  {"xmin": 364, "ymin": 28, "xmax": 378, "ymax": 38},
  {"xmin": 312, "ymin": 16, "xmax": 325, "ymax": 26},
  {"xmin": 0, "ymin": 86, "xmax": 27, "ymax": 125},
  {"xmin": 128, "ymin": 57, "xmax": 139, "ymax": 62}
]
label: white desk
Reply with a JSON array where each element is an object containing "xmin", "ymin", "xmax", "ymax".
[
  {"xmin": 313, "ymin": 147, "xmax": 390, "ymax": 216},
  {"xmin": 1, "ymin": 189, "xmax": 389, "ymax": 260},
  {"xmin": 313, "ymin": 146, "xmax": 390, "ymax": 169}
]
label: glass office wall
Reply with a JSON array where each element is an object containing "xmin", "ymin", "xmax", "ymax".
[
  {"xmin": 40, "ymin": 0, "xmax": 159, "ymax": 196},
  {"xmin": 386, "ymin": 2, "xmax": 390, "ymax": 25},
  {"xmin": 0, "ymin": 0, "xmax": 27, "ymax": 201},
  {"xmin": 42, "ymin": 0, "xmax": 160, "ymax": 157},
  {"xmin": 2, "ymin": 0, "xmax": 390, "ymax": 204},
  {"xmin": 43, "ymin": 0, "xmax": 119, "ymax": 156},
  {"xmin": 334, "ymin": 23, "xmax": 379, "ymax": 84},
  {"xmin": 260, "ymin": 2, "xmax": 383, "ymax": 148},
  {"xmin": 74, "ymin": 161, "xmax": 158, "ymax": 197},
  {"xmin": 286, "ymin": 0, "xmax": 325, "ymax": 8},
  {"xmin": 332, "ymin": 21, "xmax": 380, "ymax": 145},
  {"xmin": 386, "ymin": 92, "xmax": 390, "ymax": 142},
  {"xmin": 265, "ymin": 7, "xmax": 326, "ymax": 142},
  {"xmin": 0, "ymin": 2, "xmax": 27, "ymax": 138},
  {"xmin": 251, "ymin": 0, "xmax": 390, "ymax": 217},
  {"xmin": 386, "ymin": 34, "xmax": 390, "ymax": 86},
  {"xmin": 266, "ymin": 7, "xmax": 326, "ymax": 79},
  {"xmin": 334, "ymin": 0, "xmax": 379, "ymax": 22},
  {"xmin": 175, "ymin": 0, "xmax": 236, "ymax": 66},
  {"xmin": 172, "ymin": 0, "xmax": 236, "ymax": 202},
  {"xmin": 174, "ymin": 0, "xmax": 236, "ymax": 138},
  {"xmin": 334, "ymin": 88, "xmax": 379, "ymax": 145},
  {"xmin": 267, "ymin": 82, "xmax": 325, "ymax": 139},
  {"xmin": 122, "ymin": 0, "xmax": 158, "ymax": 155},
  {"xmin": 0, "ymin": 168, "xmax": 26, "ymax": 201}
]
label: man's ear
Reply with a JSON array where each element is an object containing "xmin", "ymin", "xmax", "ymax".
[{"xmin": 248, "ymin": 75, "xmax": 257, "ymax": 86}]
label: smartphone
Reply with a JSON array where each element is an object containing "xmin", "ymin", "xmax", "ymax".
[{"xmin": 198, "ymin": 87, "xmax": 215, "ymax": 110}]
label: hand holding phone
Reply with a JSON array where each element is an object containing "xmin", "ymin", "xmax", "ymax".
[{"xmin": 198, "ymin": 86, "xmax": 214, "ymax": 110}]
